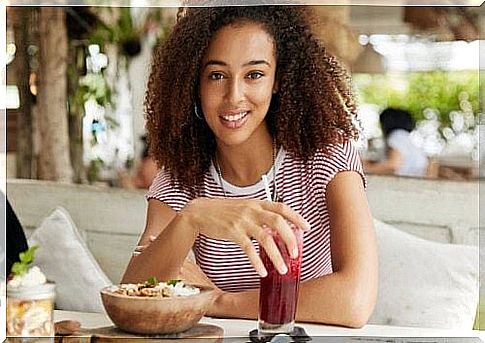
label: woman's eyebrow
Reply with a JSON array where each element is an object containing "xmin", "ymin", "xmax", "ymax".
[
  {"xmin": 204, "ymin": 60, "xmax": 227, "ymax": 68},
  {"xmin": 203, "ymin": 59, "xmax": 271, "ymax": 68},
  {"xmin": 243, "ymin": 60, "xmax": 270, "ymax": 67}
]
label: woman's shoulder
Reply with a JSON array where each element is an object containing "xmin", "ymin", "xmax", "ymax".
[
  {"xmin": 145, "ymin": 168, "xmax": 195, "ymax": 210},
  {"xmin": 311, "ymin": 139, "xmax": 360, "ymax": 164},
  {"xmin": 291, "ymin": 139, "xmax": 365, "ymax": 188},
  {"xmin": 283, "ymin": 139, "xmax": 360, "ymax": 167}
]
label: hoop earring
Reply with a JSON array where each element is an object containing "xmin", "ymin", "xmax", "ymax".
[
  {"xmin": 194, "ymin": 102, "xmax": 204, "ymax": 120},
  {"xmin": 269, "ymin": 92, "xmax": 280, "ymax": 114}
]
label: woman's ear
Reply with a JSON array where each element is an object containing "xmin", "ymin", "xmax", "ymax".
[{"xmin": 272, "ymin": 80, "xmax": 279, "ymax": 94}]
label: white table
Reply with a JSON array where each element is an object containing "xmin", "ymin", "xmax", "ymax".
[{"xmin": 55, "ymin": 310, "xmax": 484, "ymax": 342}]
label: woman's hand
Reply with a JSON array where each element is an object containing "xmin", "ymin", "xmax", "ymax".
[
  {"xmin": 131, "ymin": 236, "xmax": 217, "ymax": 289},
  {"xmin": 178, "ymin": 259, "xmax": 228, "ymax": 317},
  {"xmin": 132, "ymin": 235, "xmax": 157, "ymax": 256},
  {"xmin": 182, "ymin": 198, "xmax": 310, "ymax": 277},
  {"xmin": 178, "ymin": 259, "xmax": 220, "ymax": 291}
]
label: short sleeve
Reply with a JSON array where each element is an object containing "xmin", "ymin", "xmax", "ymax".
[
  {"xmin": 145, "ymin": 169, "xmax": 193, "ymax": 212},
  {"xmin": 316, "ymin": 140, "xmax": 367, "ymax": 193}
]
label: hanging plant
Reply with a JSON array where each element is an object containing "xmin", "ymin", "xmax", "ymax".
[
  {"xmin": 89, "ymin": 8, "xmax": 142, "ymax": 58},
  {"xmin": 75, "ymin": 73, "xmax": 111, "ymax": 107}
]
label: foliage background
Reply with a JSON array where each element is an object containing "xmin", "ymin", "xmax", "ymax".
[{"xmin": 353, "ymin": 71, "xmax": 480, "ymax": 125}]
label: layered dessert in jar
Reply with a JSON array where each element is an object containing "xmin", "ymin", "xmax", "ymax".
[{"xmin": 7, "ymin": 247, "xmax": 56, "ymax": 337}]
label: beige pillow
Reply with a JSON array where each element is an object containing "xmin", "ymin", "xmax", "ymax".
[
  {"xmin": 28, "ymin": 207, "xmax": 111, "ymax": 313},
  {"xmin": 370, "ymin": 219, "xmax": 479, "ymax": 329}
]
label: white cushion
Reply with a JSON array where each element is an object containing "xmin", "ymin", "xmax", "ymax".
[
  {"xmin": 369, "ymin": 219, "xmax": 479, "ymax": 329},
  {"xmin": 28, "ymin": 207, "xmax": 111, "ymax": 313}
]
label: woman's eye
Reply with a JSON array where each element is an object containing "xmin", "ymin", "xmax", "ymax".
[
  {"xmin": 247, "ymin": 72, "xmax": 264, "ymax": 80},
  {"xmin": 209, "ymin": 73, "xmax": 225, "ymax": 80}
]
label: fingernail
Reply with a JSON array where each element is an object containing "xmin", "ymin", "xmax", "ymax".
[
  {"xmin": 260, "ymin": 268, "xmax": 268, "ymax": 278},
  {"xmin": 280, "ymin": 264, "xmax": 288, "ymax": 275},
  {"xmin": 292, "ymin": 247, "xmax": 299, "ymax": 259},
  {"xmin": 303, "ymin": 220, "xmax": 311, "ymax": 231},
  {"xmin": 149, "ymin": 235, "xmax": 156, "ymax": 240},
  {"xmin": 132, "ymin": 252, "xmax": 141, "ymax": 256}
]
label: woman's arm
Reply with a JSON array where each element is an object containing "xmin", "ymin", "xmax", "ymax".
[
  {"xmin": 208, "ymin": 171, "xmax": 378, "ymax": 328},
  {"xmin": 122, "ymin": 197, "xmax": 311, "ymax": 284},
  {"xmin": 121, "ymin": 199, "xmax": 198, "ymax": 283}
]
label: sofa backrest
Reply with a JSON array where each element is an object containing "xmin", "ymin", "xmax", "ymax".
[
  {"xmin": 6, "ymin": 175, "xmax": 480, "ymax": 283},
  {"xmin": 366, "ymin": 175, "xmax": 479, "ymax": 246},
  {"xmin": 7, "ymin": 179, "xmax": 146, "ymax": 283}
]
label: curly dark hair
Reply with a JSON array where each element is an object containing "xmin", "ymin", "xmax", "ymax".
[{"xmin": 145, "ymin": 6, "xmax": 359, "ymax": 192}]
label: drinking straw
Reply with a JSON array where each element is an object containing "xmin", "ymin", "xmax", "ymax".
[{"xmin": 261, "ymin": 174, "xmax": 272, "ymax": 202}]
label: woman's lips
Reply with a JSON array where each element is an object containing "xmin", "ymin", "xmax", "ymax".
[{"xmin": 219, "ymin": 111, "xmax": 249, "ymax": 129}]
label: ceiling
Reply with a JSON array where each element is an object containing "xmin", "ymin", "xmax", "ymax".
[{"xmin": 349, "ymin": 6, "xmax": 483, "ymax": 40}]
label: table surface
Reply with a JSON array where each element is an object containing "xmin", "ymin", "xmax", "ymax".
[{"xmin": 55, "ymin": 310, "xmax": 484, "ymax": 341}]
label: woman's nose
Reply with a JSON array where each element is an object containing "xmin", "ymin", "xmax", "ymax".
[{"xmin": 224, "ymin": 78, "xmax": 244, "ymax": 104}]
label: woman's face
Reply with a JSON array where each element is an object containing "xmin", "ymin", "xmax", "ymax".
[{"xmin": 199, "ymin": 21, "xmax": 278, "ymax": 148}]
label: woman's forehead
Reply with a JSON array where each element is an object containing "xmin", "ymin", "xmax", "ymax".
[{"xmin": 202, "ymin": 22, "xmax": 277, "ymax": 65}]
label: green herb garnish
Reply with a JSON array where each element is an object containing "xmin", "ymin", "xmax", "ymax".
[
  {"xmin": 146, "ymin": 276, "xmax": 158, "ymax": 286},
  {"xmin": 167, "ymin": 279, "xmax": 181, "ymax": 286},
  {"xmin": 11, "ymin": 245, "xmax": 39, "ymax": 276}
]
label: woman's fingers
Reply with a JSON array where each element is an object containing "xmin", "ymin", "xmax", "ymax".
[
  {"xmin": 132, "ymin": 245, "xmax": 147, "ymax": 256},
  {"xmin": 236, "ymin": 236, "xmax": 268, "ymax": 278},
  {"xmin": 179, "ymin": 258, "xmax": 219, "ymax": 289},
  {"xmin": 132, "ymin": 235, "xmax": 157, "ymax": 257},
  {"xmin": 251, "ymin": 226, "xmax": 288, "ymax": 275},
  {"xmin": 258, "ymin": 202, "xmax": 306, "ymax": 259},
  {"xmin": 259, "ymin": 212, "xmax": 299, "ymax": 259},
  {"xmin": 134, "ymin": 245, "xmax": 147, "ymax": 252},
  {"xmin": 264, "ymin": 201, "xmax": 311, "ymax": 231},
  {"xmin": 187, "ymin": 198, "xmax": 307, "ymax": 274}
]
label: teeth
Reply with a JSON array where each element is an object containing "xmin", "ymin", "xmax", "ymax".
[{"xmin": 222, "ymin": 112, "xmax": 247, "ymax": 122}]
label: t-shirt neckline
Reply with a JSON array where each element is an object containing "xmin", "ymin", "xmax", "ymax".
[{"xmin": 209, "ymin": 147, "xmax": 286, "ymax": 195}]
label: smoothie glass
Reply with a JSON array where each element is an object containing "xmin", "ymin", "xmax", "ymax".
[{"xmin": 258, "ymin": 225, "xmax": 303, "ymax": 334}]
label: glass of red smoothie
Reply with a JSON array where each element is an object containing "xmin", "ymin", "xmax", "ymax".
[{"xmin": 258, "ymin": 225, "xmax": 303, "ymax": 334}]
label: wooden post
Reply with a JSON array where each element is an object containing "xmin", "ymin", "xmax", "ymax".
[
  {"xmin": 10, "ymin": 7, "xmax": 34, "ymax": 179},
  {"xmin": 37, "ymin": 7, "xmax": 73, "ymax": 182},
  {"xmin": 310, "ymin": 6, "xmax": 363, "ymax": 68}
]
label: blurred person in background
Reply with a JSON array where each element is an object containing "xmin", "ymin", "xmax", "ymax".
[
  {"xmin": 363, "ymin": 108, "xmax": 428, "ymax": 177},
  {"xmin": 119, "ymin": 135, "xmax": 159, "ymax": 189}
]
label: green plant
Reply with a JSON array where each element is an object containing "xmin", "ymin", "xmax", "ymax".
[
  {"xmin": 75, "ymin": 73, "xmax": 111, "ymax": 107},
  {"xmin": 354, "ymin": 70, "xmax": 480, "ymax": 125},
  {"xmin": 89, "ymin": 8, "xmax": 141, "ymax": 57},
  {"xmin": 146, "ymin": 276, "xmax": 158, "ymax": 286},
  {"xmin": 11, "ymin": 245, "xmax": 39, "ymax": 276},
  {"xmin": 87, "ymin": 157, "xmax": 105, "ymax": 183},
  {"xmin": 167, "ymin": 279, "xmax": 182, "ymax": 286}
]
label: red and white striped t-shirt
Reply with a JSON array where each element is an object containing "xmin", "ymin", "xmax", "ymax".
[{"xmin": 146, "ymin": 140, "xmax": 366, "ymax": 292}]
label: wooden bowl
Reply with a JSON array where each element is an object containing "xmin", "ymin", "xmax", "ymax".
[{"xmin": 100, "ymin": 285, "xmax": 216, "ymax": 334}]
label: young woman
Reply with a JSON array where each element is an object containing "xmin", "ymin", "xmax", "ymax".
[{"xmin": 122, "ymin": 6, "xmax": 377, "ymax": 328}]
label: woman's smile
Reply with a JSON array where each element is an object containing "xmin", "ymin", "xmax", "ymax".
[{"xmin": 219, "ymin": 110, "xmax": 250, "ymax": 129}]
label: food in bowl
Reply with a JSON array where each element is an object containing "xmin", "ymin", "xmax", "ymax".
[
  {"xmin": 100, "ymin": 279, "xmax": 216, "ymax": 335},
  {"xmin": 107, "ymin": 279, "xmax": 200, "ymax": 298}
]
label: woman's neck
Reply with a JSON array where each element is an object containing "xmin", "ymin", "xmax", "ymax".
[{"xmin": 216, "ymin": 134, "xmax": 275, "ymax": 187}]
